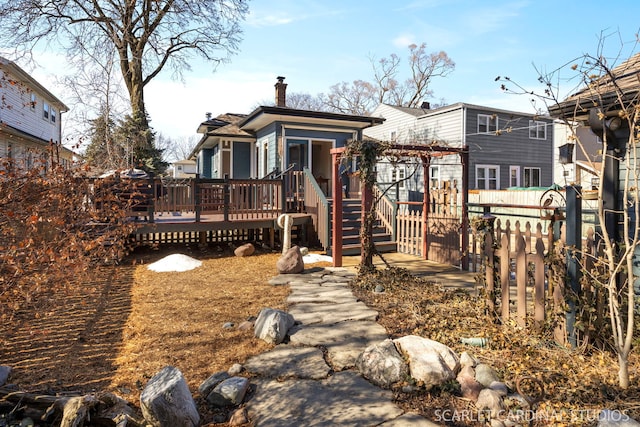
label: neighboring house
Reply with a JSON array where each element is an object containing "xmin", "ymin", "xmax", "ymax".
[
  {"xmin": 0, "ymin": 56, "xmax": 71, "ymax": 171},
  {"xmin": 190, "ymin": 77, "xmax": 384, "ymax": 193},
  {"xmin": 170, "ymin": 159, "xmax": 197, "ymax": 178},
  {"xmin": 363, "ymin": 103, "xmax": 555, "ymax": 201}
]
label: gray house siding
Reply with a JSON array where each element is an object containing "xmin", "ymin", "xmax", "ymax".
[
  {"xmin": 465, "ymin": 107, "xmax": 554, "ymax": 189},
  {"xmin": 198, "ymin": 148, "xmax": 213, "ymax": 178}
]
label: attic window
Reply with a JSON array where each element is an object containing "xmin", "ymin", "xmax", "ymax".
[
  {"xmin": 43, "ymin": 102, "xmax": 49, "ymax": 120},
  {"xmin": 30, "ymin": 93, "xmax": 36, "ymax": 110},
  {"xmin": 529, "ymin": 120, "xmax": 547, "ymax": 139}
]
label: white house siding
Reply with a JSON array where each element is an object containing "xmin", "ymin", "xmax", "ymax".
[
  {"xmin": 364, "ymin": 104, "xmax": 420, "ymax": 143},
  {"xmin": 0, "ymin": 66, "xmax": 63, "ymax": 144}
]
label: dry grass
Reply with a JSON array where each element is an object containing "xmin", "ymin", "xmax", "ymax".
[{"xmin": 1, "ymin": 244, "xmax": 293, "ymax": 424}]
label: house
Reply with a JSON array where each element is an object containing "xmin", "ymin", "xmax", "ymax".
[
  {"xmin": 190, "ymin": 77, "xmax": 384, "ymax": 193},
  {"xmin": 170, "ymin": 159, "xmax": 197, "ymax": 178},
  {"xmin": 363, "ymin": 102, "xmax": 555, "ymax": 201},
  {"xmin": 553, "ymin": 120, "xmax": 600, "ymax": 189},
  {"xmin": 0, "ymin": 56, "xmax": 71, "ymax": 171}
]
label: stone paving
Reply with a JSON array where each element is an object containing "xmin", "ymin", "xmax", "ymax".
[{"xmin": 244, "ymin": 267, "xmax": 442, "ymax": 427}]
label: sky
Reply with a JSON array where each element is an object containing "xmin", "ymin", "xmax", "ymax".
[{"xmin": 21, "ymin": 0, "xmax": 640, "ymax": 150}]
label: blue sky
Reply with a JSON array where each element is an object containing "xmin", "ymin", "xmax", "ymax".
[{"xmin": 27, "ymin": 0, "xmax": 640, "ymax": 144}]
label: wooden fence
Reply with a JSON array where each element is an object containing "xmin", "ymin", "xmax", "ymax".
[{"xmin": 477, "ymin": 219, "xmax": 598, "ymax": 343}]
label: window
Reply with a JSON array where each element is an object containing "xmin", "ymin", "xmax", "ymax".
[
  {"xmin": 509, "ymin": 166, "xmax": 520, "ymax": 187},
  {"xmin": 389, "ymin": 130, "xmax": 397, "ymax": 141},
  {"xmin": 50, "ymin": 108, "xmax": 56, "ymax": 123},
  {"xmin": 391, "ymin": 167, "xmax": 406, "ymax": 189},
  {"xmin": 476, "ymin": 165, "xmax": 499, "ymax": 189},
  {"xmin": 529, "ymin": 120, "xmax": 546, "ymax": 139},
  {"xmin": 430, "ymin": 165, "xmax": 440, "ymax": 189},
  {"xmin": 524, "ymin": 167, "xmax": 541, "ymax": 187},
  {"xmin": 43, "ymin": 102, "xmax": 49, "ymax": 120},
  {"xmin": 478, "ymin": 114, "xmax": 497, "ymax": 134},
  {"xmin": 30, "ymin": 93, "xmax": 36, "ymax": 110}
]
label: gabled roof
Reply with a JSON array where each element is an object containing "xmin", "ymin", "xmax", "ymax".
[
  {"xmin": 0, "ymin": 56, "xmax": 68, "ymax": 112},
  {"xmin": 197, "ymin": 113, "xmax": 247, "ymax": 134},
  {"xmin": 383, "ymin": 104, "xmax": 432, "ymax": 117},
  {"xmin": 239, "ymin": 106, "xmax": 384, "ymax": 132},
  {"xmin": 549, "ymin": 52, "xmax": 640, "ymax": 121}
]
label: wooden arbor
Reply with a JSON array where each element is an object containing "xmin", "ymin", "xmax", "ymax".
[{"xmin": 330, "ymin": 142, "xmax": 469, "ymax": 269}]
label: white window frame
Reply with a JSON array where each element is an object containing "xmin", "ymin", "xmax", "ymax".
[
  {"xmin": 391, "ymin": 167, "xmax": 406, "ymax": 190},
  {"xmin": 429, "ymin": 165, "xmax": 441, "ymax": 189},
  {"xmin": 43, "ymin": 102, "xmax": 49, "ymax": 120},
  {"xmin": 529, "ymin": 120, "xmax": 547, "ymax": 139},
  {"xmin": 509, "ymin": 165, "xmax": 520, "ymax": 187},
  {"xmin": 50, "ymin": 108, "xmax": 56, "ymax": 123},
  {"xmin": 476, "ymin": 164, "xmax": 500, "ymax": 190},
  {"xmin": 30, "ymin": 93, "xmax": 36, "ymax": 111},
  {"xmin": 523, "ymin": 167, "xmax": 541, "ymax": 187},
  {"xmin": 478, "ymin": 114, "xmax": 498, "ymax": 134}
]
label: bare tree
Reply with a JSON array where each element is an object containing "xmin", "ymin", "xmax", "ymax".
[
  {"xmin": 500, "ymin": 35, "xmax": 639, "ymax": 388},
  {"xmin": 322, "ymin": 43, "xmax": 455, "ymax": 115},
  {"xmin": 253, "ymin": 91, "xmax": 326, "ymax": 111},
  {"xmin": 0, "ymin": 0, "xmax": 249, "ymax": 132},
  {"xmin": 157, "ymin": 133, "xmax": 198, "ymax": 163},
  {"xmin": 320, "ymin": 80, "xmax": 378, "ymax": 115}
]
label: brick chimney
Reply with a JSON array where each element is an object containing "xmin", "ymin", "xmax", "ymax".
[{"xmin": 275, "ymin": 76, "xmax": 287, "ymax": 107}]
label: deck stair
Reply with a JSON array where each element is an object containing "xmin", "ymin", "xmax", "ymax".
[{"xmin": 331, "ymin": 198, "xmax": 396, "ymax": 256}]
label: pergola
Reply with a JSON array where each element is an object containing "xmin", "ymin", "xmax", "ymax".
[{"xmin": 330, "ymin": 142, "xmax": 469, "ymax": 269}]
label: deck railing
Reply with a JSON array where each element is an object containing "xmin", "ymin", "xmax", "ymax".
[
  {"xmin": 373, "ymin": 184, "xmax": 396, "ymax": 239},
  {"xmin": 90, "ymin": 176, "xmax": 284, "ymax": 222}
]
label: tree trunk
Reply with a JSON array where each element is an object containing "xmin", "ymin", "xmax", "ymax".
[{"xmin": 618, "ymin": 352, "xmax": 630, "ymax": 389}]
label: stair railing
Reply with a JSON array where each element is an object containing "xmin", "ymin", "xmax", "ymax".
[{"xmin": 303, "ymin": 167, "xmax": 330, "ymax": 249}]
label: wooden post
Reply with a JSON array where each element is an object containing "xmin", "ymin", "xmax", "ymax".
[
  {"xmin": 194, "ymin": 174, "xmax": 201, "ymax": 223},
  {"xmin": 516, "ymin": 235, "xmax": 527, "ymax": 327},
  {"xmin": 500, "ymin": 233, "xmax": 510, "ymax": 322},
  {"xmin": 484, "ymin": 232, "xmax": 495, "ymax": 318},
  {"xmin": 422, "ymin": 156, "xmax": 430, "ymax": 260},
  {"xmin": 361, "ymin": 179, "xmax": 373, "ymax": 263},
  {"xmin": 223, "ymin": 174, "xmax": 230, "ymax": 222},
  {"xmin": 461, "ymin": 150, "xmax": 470, "ymax": 270},
  {"xmin": 533, "ymin": 237, "xmax": 545, "ymax": 331},
  {"xmin": 331, "ymin": 148, "xmax": 343, "ymax": 267}
]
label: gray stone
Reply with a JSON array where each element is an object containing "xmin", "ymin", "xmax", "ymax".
[
  {"xmin": 246, "ymin": 371, "xmax": 403, "ymax": 426},
  {"xmin": 237, "ymin": 320, "xmax": 253, "ymax": 330},
  {"xmin": 234, "ymin": 243, "xmax": 255, "ymax": 257},
  {"xmin": 140, "ymin": 366, "xmax": 199, "ymax": 427},
  {"xmin": 198, "ymin": 371, "xmax": 230, "ymax": 397},
  {"xmin": 299, "ymin": 246, "xmax": 309, "ymax": 255},
  {"xmin": 254, "ymin": 307, "xmax": 295, "ymax": 344},
  {"xmin": 598, "ymin": 410, "xmax": 640, "ymax": 426},
  {"xmin": 206, "ymin": 377, "xmax": 249, "ymax": 407},
  {"xmin": 457, "ymin": 365, "xmax": 476, "ymax": 381},
  {"xmin": 222, "ymin": 322, "xmax": 234, "ymax": 329},
  {"xmin": 475, "ymin": 363, "xmax": 501, "ymax": 387},
  {"xmin": 374, "ymin": 284, "xmax": 385, "ymax": 293},
  {"xmin": 228, "ymin": 363, "xmax": 243, "ymax": 376},
  {"xmin": 475, "ymin": 388, "xmax": 505, "ymax": 419},
  {"xmin": 394, "ymin": 335, "xmax": 460, "ymax": 381},
  {"xmin": 0, "ymin": 366, "xmax": 11, "ymax": 386},
  {"xmin": 489, "ymin": 381, "xmax": 509, "ymax": 397},
  {"xmin": 460, "ymin": 351, "xmax": 478, "ymax": 368},
  {"xmin": 289, "ymin": 321, "xmax": 388, "ymax": 370},
  {"xmin": 356, "ymin": 339, "xmax": 408, "ymax": 388},
  {"xmin": 276, "ymin": 245, "xmax": 304, "ymax": 274},
  {"xmin": 287, "ymin": 286, "xmax": 357, "ymax": 304},
  {"xmin": 288, "ymin": 300, "xmax": 378, "ymax": 325},
  {"xmin": 244, "ymin": 345, "xmax": 330, "ymax": 379}
]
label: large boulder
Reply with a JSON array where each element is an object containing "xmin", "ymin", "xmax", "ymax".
[
  {"xmin": 140, "ymin": 366, "xmax": 199, "ymax": 427},
  {"xmin": 475, "ymin": 363, "xmax": 501, "ymax": 388},
  {"xmin": 254, "ymin": 308, "xmax": 295, "ymax": 344},
  {"xmin": 276, "ymin": 246, "xmax": 304, "ymax": 274},
  {"xmin": 356, "ymin": 339, "xmax": 408, "ymax": 388},
  {"xmin": 393, "ymin": 335, "xmax": 460, "ymax": 389},
  {"xmin": 234, "ymin": 243, "xmax": 255, "ymax": 257}
]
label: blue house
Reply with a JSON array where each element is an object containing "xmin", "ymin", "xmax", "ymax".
[{"xmin": 191, "ymin": 77, "xmax": 384, "ymax": 195}]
